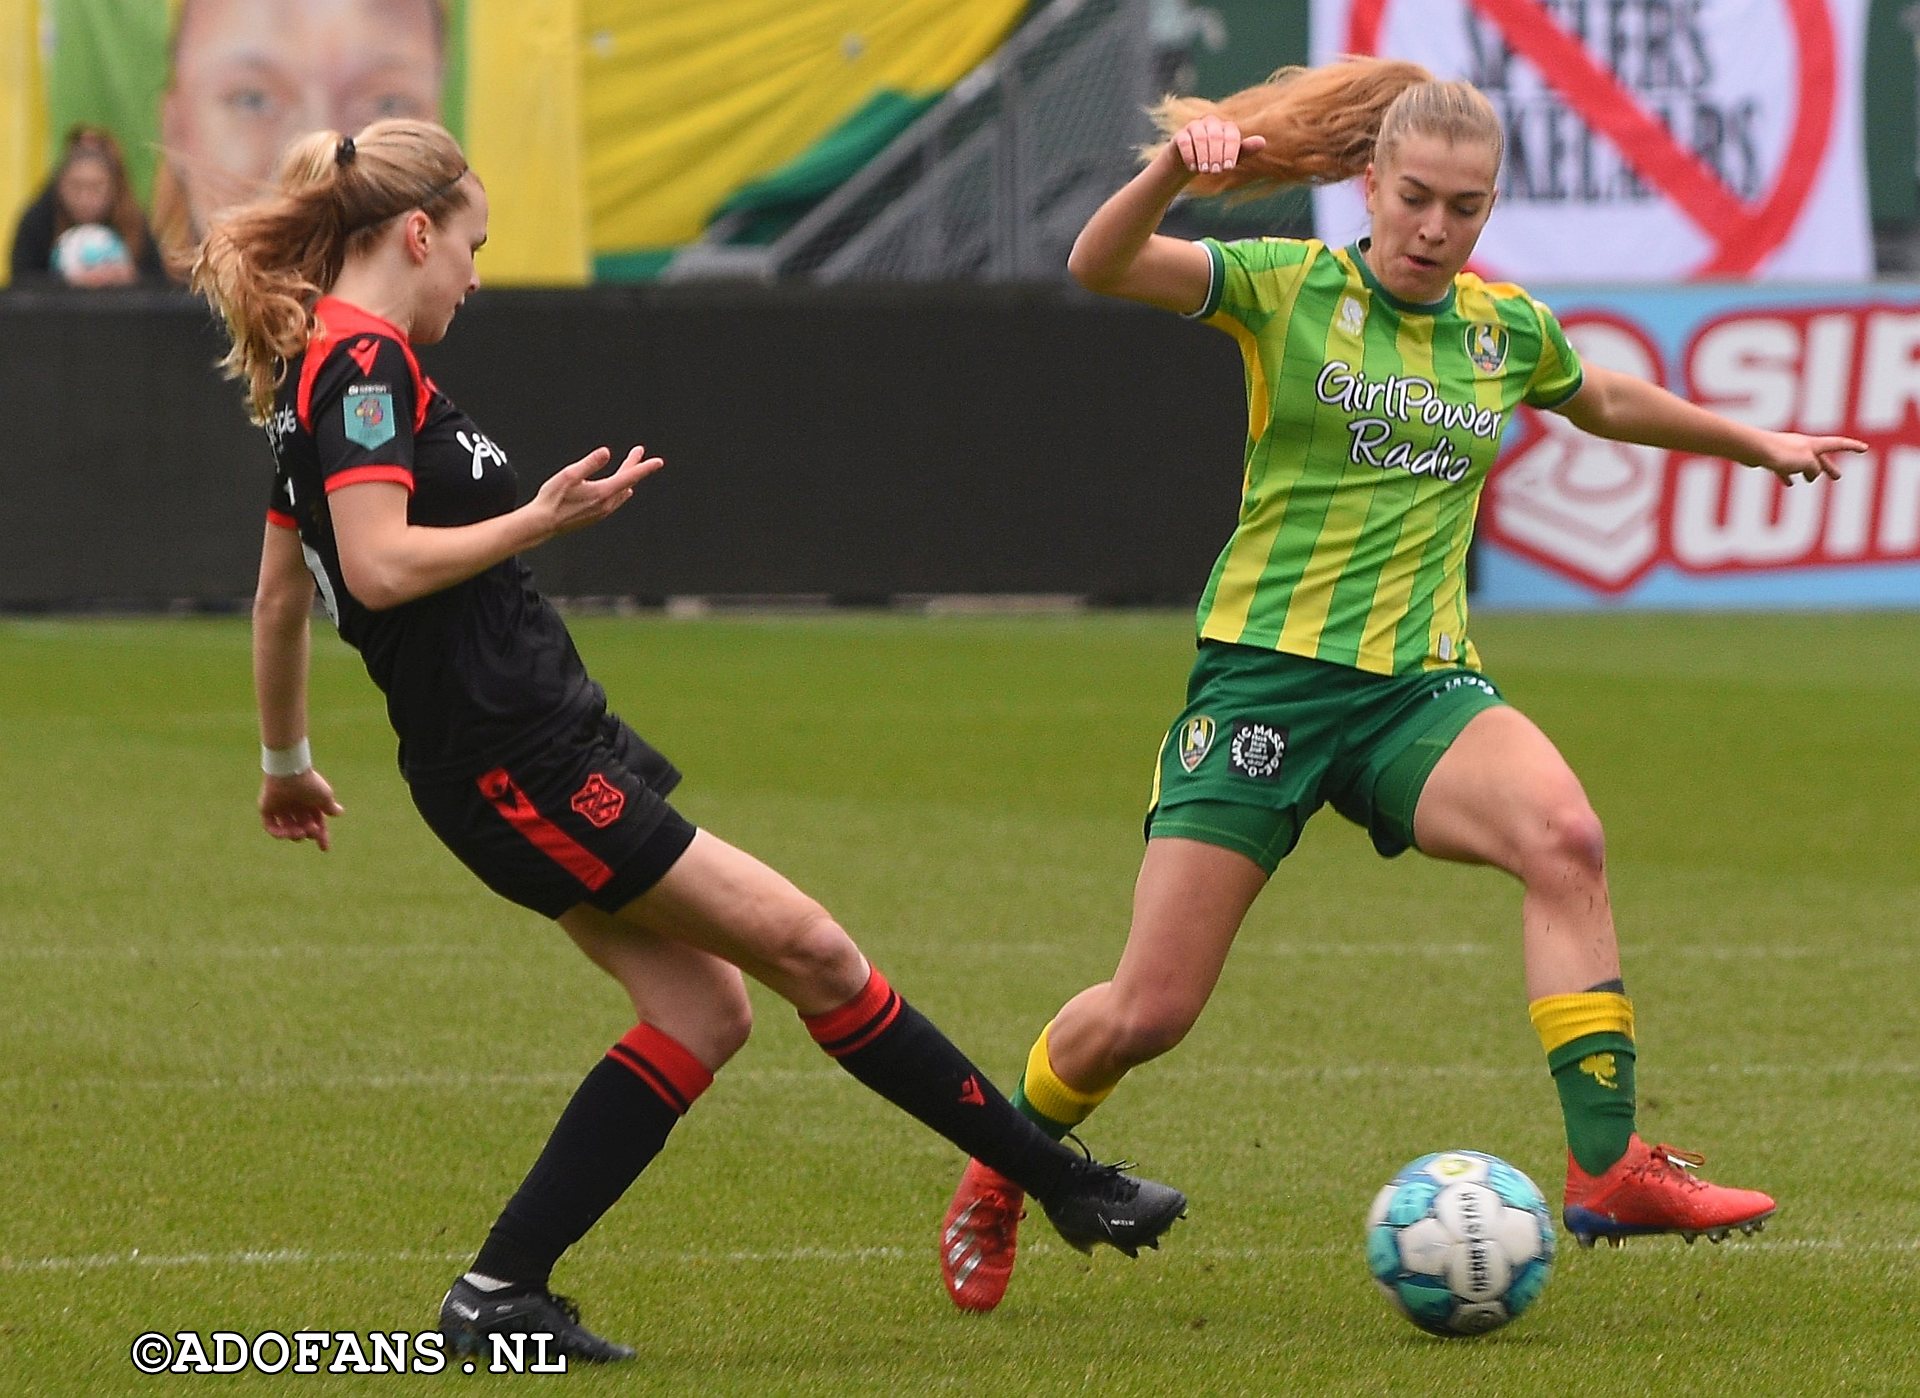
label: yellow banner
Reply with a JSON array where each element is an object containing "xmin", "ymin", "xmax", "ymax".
[
  {"xmin": 0, "ymin": 0, "xmax": 47, "ymax": 287},
  {"xmin": 468, "ymin": 0, "xmax": 587, "ymax": 284},
  {"xmin": 580, "ymin": 0, "xmax": 1024, "ymax": 257}
]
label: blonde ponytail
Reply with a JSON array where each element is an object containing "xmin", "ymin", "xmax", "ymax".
[
  {"xmin": 192, "ymin": 119, "xmax": 471, "ymax": 423},
  {"xmin": 1146, "ymin": 56, "xmax": 1500, "ymax": 199}
]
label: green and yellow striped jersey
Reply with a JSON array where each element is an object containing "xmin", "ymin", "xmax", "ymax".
[{"xmin": 1189, "ymin": 237, "xmax": 1583, "ymax": 674}]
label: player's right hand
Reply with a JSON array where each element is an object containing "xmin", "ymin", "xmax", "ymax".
[
  {"xmin": 539, "ymin": 446, "xmax": 665, "ymax": 536},
  {"xmin": 260, "ymin": 769, "xmax": 344, "ymax": 852},
  {"xmin": 1170, "ymin": 117, "xmax": 1266, "ymax": 177}
]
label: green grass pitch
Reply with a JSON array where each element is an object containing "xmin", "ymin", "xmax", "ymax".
[{"xmin": 1, "ymin": 611, "xmax": 1915, "ymax": 1395}]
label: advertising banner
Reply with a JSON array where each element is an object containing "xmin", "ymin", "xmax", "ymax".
[
  {"xmin": 1309, "ymin": 0, "xmax": 1873, "ymax": 283},
  {"xmin": 1480, "ymin": 284, "xmax": 1920, "ymax": 608}
]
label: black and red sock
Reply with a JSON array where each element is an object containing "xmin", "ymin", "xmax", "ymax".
[
  {"xmin": 470, "ymin": 1023, "xmax": 712, "ymax": 1290},
  {"xmin": 801, "ymin": 966, "xmax": 1075, "ymax": 1201}
]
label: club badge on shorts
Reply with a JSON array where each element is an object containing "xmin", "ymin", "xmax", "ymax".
[
  {"xmin": 569, "ymin": 773, "xmax": 626, "ymax": 828},
  {"xmin": 1177, "ymin": 716, "xmax": 1216, "ymax": 773},
  {"xmin": 1228, "ymin": 722, "xmax": 1288, "ymax": 780}
]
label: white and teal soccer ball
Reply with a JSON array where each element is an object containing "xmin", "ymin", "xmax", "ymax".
[
  {"xmin": 54, "ymin": 223, "xmax": 130, "ymax": 279},
  {"xmin": 1366, "ymin": 1150, "xmax": 1555, "ymax": 1337}
]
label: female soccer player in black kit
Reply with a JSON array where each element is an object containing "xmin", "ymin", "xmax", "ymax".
[{"xmin": 192, "ymin": 119, "xmax": 1184, "ymax": 1362}]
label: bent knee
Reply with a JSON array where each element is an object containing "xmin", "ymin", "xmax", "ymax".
[
  {"xmin": 651, "ymin": 972, "xmax": 754, "ymax": 1070},
  {"xmin": 706, "ymin": 975, "xmax": 755, "ymax": 1062},
  {"xmin": 763, "ymin": 899, "xmax": 864, "ymax": 993},
  {"xmin": 1102, "ymin": 997, "xmax": 1202, "ymax": 1069},
  {"xmin": 1518, "ymin": 798, "xmax": 1607, "ymax": 883}
]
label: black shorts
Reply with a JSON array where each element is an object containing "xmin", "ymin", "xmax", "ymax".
[{"xmin": 409, "ymin": 709, "xmax": 697, "ymax": 919}]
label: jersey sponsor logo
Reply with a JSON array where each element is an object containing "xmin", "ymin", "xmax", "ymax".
[
  {"xmin": 1315, "ymin": 360, "xmax": 1508, "ymax": 485},
  {"xmin": 265, "ymin": 404, "xmax": 298, "ymax": 450},
  {"xmin": 1466, "ymin": 321, "xmax": 1510, "ymax": 375},
  {"xmin": 1228, "ymin": 722, "xmax": 1287, "ymax": 780},
  {"xmin": 569, "ymin": 772, "xmax": 627, "ymax": 828},
  {"xmin": 345, "ymin": 337, "xmax": 380, "ymax": 377},
  {"xmin": 343, "ymin": 384, "xmax": 396, "ymax": 448},
  {"xmin": 1177, "ymin": 715, "xmax": 1216, "ymax": 773},
  {"xmin": 455, "ymin": 427, "xmax": 509, "ymax": 481}
]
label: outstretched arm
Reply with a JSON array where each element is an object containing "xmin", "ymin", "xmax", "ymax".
[
  {"xmin": 253, "ymin": 522, "xmax": 343, "ymax": 851},
  {"xmin": 1067, "ymin": 119, "xmax": 1266, "ymax": 313},
  {"xmin": 1554, "ymin": 363, "xmax": 1866, "ymax": 485},
  {"xmin": 328, "ymin": 444, "xmax": 663, "ymax": 611}
]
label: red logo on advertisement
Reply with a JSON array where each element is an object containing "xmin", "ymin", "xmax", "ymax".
[
  {"xmin": 569, "ymin": 773, "xmax": 626, "ymax": 828},
  {"xmin": 1484, "ymin": 306, "xmax": 1920, "ymax": 594},
  {"xmin": 1347, "ymin": 0, "xmax": 1836, "ymax": 278}
]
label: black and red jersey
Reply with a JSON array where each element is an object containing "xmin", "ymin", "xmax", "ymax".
[{"xmin": 266, "ymin": 296, "xmax": 600, "ymax": 781}]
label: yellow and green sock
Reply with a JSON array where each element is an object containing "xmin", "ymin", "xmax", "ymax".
[
  {"xmin": 1009, "ymin": 1022, "xmax": 1116, "ymax": 1142},
  {"xmin": 1530, "ymin": 985, "xmax": 1638, "ymax": 1175}
]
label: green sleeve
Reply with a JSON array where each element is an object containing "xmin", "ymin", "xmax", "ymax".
[
  {"xmin": 1187, "ymin": 237, "xmax": 1316, "ymax": 327},
  {"xmin": 1522, "ymin": 296, "xmax": 1585, "ymax": 409}
]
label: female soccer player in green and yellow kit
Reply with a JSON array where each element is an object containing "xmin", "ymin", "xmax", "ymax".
[{"xmin": 937, "ymin": 58, "xmax": 1865, "ymax": 1312}]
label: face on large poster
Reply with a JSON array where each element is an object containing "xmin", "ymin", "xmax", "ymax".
[
  {"xmin": 41, "ymin": 0, "xmax": 458, "ymax": 265},
  {"xmin": 153, "ymin": 0, "xmax": 447, "ymax": 252}
]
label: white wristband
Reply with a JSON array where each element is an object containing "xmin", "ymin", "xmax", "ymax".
[{"xmin": 261, "ymin": 738, "xmax": 312, "ymax": 777}]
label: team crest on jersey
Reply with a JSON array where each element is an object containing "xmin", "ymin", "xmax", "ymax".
[
  {"xmin": 1228, "ymin": 722, "xmax": 1288, "ymax": 780},
  {"xmin": 343, "ymin": 384, "xmax": 396, "ymax": 448},
  {"xmin": 1338, "ymin": 296, "xmax": 1366, "ymax": 336},
  {"xmin": 570, "ymin": 773, "xmax": 626, "ymax": 828},
  {"xmin": 1466, "ymin": 321, "xmax": 1509, "ymax": 375},
  {"xmin": 1176, "ymin": 716, "xmax": 1216, "ymax": 773}
]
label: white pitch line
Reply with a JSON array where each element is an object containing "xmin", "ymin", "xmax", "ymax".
[
  {"xmin": 6, "ymin": 1236, "xmax": 1915, "ymax": 1278},
  {"xmin": 2, "ymin": 1060, "xmax": 1913, "ymax": 1095},
  {"xmin": 0, "ymin": 1245, "xmax": 918, "ymax": 1276}
]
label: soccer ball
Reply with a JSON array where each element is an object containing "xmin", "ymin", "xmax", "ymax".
[
  {"xmin": 1365, "ymin": 1150, "xmax": 1555, "ymax": 1337},
  {"xmin": 54, "ymin": 223, "xmax": 130, "ymax": 280}
]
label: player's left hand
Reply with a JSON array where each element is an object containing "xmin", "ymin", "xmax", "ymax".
[
  {"xmin": 1752, "ymin": 432, "xmax": 1866, "ymax": 485},
  {"xmin": 260, "ymin": 768, "xmax": 344, "ymax": 852}
]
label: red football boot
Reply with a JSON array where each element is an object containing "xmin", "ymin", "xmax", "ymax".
[
  {"xmin": 940, "ymin": 1158, "xmax": 1026, "ymax": 1312},
  {"xmin": 1563, "ymin": 1134, "xmax": 1776, "ymax": 1246}
]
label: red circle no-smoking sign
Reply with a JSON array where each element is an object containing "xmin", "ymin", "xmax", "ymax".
[{"xmin": 1345, "ymin": 0, "xmax": 1837, "ymax": 278}]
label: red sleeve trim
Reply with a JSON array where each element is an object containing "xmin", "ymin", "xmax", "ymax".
[
  {"xmin": 324, "ymin": 465, "xmax": 415, "ymax": 494},
  {"xmin": 302, "ymin": 300, "xmax": 428, "ymax": 433},
  {"xmin": 266, "ymin": 508, "xmax": 298, "ymax": 530}
]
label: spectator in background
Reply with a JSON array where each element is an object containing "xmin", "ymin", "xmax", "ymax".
[
  {"xmin": 9, "ymin": 126, "xmax": 166, "ymax": 288},
  {"xmin": 152, "ymin": 0, "xmax": 446, "ymax": 265}
]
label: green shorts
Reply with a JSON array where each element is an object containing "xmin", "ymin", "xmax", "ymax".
[{"xmin": 1147, "ymin": 641, "xmax": 1506, "ymax": 872}]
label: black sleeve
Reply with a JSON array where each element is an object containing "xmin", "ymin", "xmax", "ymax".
[
  {"xmin": 9, "ymin": 190, "xmax": 57, "ymax": 282},
  {"xmin": 308, "ymin": 334, "xmax": 420, "ymax": 494},
  {"xmin": 131, "ymin": 220, "xmax": 169, "ymax": 281}
]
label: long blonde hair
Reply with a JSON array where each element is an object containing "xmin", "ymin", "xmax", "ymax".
[
  {"xmin": 1147, "ymin": 57, "xmax": 1503, "ymax": 199},
  {"xmin": 191, "ymin": 119, "xmax": 471, "ymax": 423}
]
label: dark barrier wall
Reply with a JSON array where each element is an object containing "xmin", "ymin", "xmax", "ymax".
[{"xmin": 0, "ymin": 286, "xmax": 1249, "ymax": 609}]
